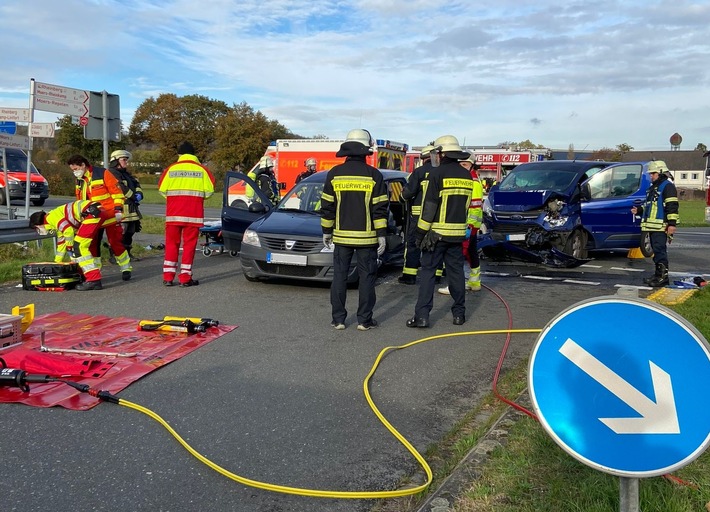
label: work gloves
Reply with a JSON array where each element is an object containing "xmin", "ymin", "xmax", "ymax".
[
  {"xmin": 135, "ymin": 192, "xmax": 143, "ymax": 203},
  {"xmin": 415, "ymin": 229, "xmax": 441, "ymax": 251},
  {"xmin": 323, "ymin": 233, "xmax": 333, "ymax": 249},
  {"xmin": 377, "ymin": 236, "xmax": 386, "ymax": 257}
]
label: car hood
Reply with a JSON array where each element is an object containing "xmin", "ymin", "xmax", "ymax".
[
  {"xmin": 250, "ymin": 209, "xmax": 322, "ymax": 237},
  {"xmin": 488, "ymin": 190, "xmax": 568, "ymax": 211}
]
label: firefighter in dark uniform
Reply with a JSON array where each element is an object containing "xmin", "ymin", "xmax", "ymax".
[
  {"xmin": 321, "ymin": 129, "xmax": 388, "ymax": 331},
  {"xmin": 631, "ymin": 160, "xmax": 679, "ymax": 287},
  {"xmin": 398, "ymin": 144, "xmax": 434, "ymax": 285},
  {"xmin": 407, "ymin": 135, "xmax": 474, "ymax": 328},
  {"xmin": 296, "ymin": 157, "xmax": 318, "ymax": 184}
]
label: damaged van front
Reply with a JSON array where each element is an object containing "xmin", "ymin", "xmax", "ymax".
[{"xmin": 479, "ymin": 160, "xmax": 655, "ymax": 267}]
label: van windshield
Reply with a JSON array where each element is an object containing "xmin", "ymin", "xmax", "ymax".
[
  {"xmin": 499, "ymin": 168, "xmax": 580, "ymax": 193},
  {"xmin": 1, "ymin": 149, "xmax": 40, "ymax": 174}
]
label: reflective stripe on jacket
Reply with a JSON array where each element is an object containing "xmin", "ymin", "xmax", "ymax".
[
  {"xmin": 75, "ymin": 166, "xmax": 125, "ymax": 213},
  {"xmin": 417, "ymin": 159, "xmax": 475, "ymax": 241},
  {"xmin": 320, "ymin": 157, "xmax": 389, "ymax": 247},
  {"xmin": 640, "ymin": 176, "xmax": 679, "ymax": 232},
  {"xmin": 401, "ymin": 160, "xmax": 432, "ymax": 218},
  {"xmin": 467, "ymin": 171, "xmax": 484, "ymax": 229},
  {"xmin": 158, "ymin": 153, "xmax": 215, "ymax": 225}
]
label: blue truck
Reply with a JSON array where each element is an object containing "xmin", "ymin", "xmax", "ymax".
[{"xmin": 478, "ymin": 159, "xmax": 658, "ymax": 267}]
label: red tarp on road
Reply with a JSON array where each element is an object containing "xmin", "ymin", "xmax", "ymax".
[{"xmin": 0, "ymin": 312, "xmax": 237, "ymax": 410}]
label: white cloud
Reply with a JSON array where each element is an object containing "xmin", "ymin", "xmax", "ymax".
[{"xmin": 1, "ymin": 0, "xmax": 709, "ymax": 150}]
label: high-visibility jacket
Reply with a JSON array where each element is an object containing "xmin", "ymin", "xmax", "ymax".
[
  {"xmin": 467, "ymin": 169, "xmax": 484, "ymax": 230},
  {"xmin": 639, "ymin": 174, "xmax": 679, "ymax": 232},
  {"xmin": 44, "ymin": 200, "xmax": 100, "ymax": 262},
  {"xmin": 110, "ymin": 161, "xmax": 143, "ymax": 222},
  {"xmin": 417, "ymin": 158, "xmax": 475, "ymax": 242},
  {"xmin": 75, "ymin": 166, "xmax": 125, "ymax": 214},
  {"xmin": 402, "ymin": 160, "xmax": 432, "ymax": 218},
  {"xmin": 320, "ymin": 156, "xmax": 389, "ymax": 247},
  {"xmin": 158, "ymin": 153, "xmax": 215, "ymax": 225}
]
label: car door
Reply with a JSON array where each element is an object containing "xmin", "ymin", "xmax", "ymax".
[
  {"xmin": 221, "ymin": 172, "xmax": 273, "ymax": 252},
  {"xmin": 580, "ymin": 163, "xmax": 645, "ymax": 250}
]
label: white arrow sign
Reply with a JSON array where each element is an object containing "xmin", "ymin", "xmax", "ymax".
[
  {"xmin": 0, "ymin": 107, "xmax": 30, "ymax": 123},
  {"xmin": 559, "ymin": 338, "xmax": 680, "ymax": 435},
  {"xmin": 30, "ymin": 122, "xmax": 55, "ymax": 138}
]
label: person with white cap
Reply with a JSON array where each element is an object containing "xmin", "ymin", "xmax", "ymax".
[
  {"xmin": 321, "ymin": 129, "xmax": 388, "ymax": 331},
  {"xmin": 407, "ymin": 135, "xmax": 474, "ymax": 328},
  {"xmin": 631, "ymin": 160, "xmax": 679, "ymax": 287}
]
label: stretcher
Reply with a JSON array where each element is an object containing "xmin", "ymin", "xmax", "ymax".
[{"xmin": 199, "ymin": 221, "xmax": 238, "ymax": 257}]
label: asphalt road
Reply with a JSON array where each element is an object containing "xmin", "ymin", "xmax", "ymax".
[{"xmin": 1, "ymin": 213, "xmax": 709, "ymax": 511}]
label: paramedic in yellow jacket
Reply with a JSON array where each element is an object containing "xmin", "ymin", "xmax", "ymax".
[
  {"xmin": 158, "ymin": 141, "xmax": 215, "ymax": 287},
  {"xmin": 29, "ymin": 200, "xmax": 103, "ymax": 265}
]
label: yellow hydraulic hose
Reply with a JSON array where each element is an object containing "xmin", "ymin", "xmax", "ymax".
[{"xmin": 118, "ymin": 328, "xmax": 541, "ymax": 499}]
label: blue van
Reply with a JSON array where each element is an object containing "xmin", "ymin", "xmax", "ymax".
[{"xmin": 479, "ymin": 160, "xmax": 657, "ymax": 267}]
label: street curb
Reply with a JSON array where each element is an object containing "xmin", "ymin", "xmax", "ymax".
[{"xmin": 415, "ymin": 392, "xmax": 532, "ymax": 512}]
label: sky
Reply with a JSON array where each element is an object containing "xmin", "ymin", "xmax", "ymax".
[{"xmin": 1, "ymin": 0, "xmax": 710, "ymax": 152}]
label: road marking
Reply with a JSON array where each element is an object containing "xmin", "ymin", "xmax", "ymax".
[
  {"xmin": 611, "ymin": 267, "xmax": 645, "ymax": 272},
  {"xmin": 614, "ymin": 284, "xmax": 652, "ymax": 290},
  {"xmin": 523, "ymin": 275, "xmax": 554, "ymax": 280},
  {"xmin": 562, "ymin": 279, "xmax": 600, "ymax": 286},
  {"xmin": 580, "ymin": 264, "xmax": 602, "ymax": 268}
]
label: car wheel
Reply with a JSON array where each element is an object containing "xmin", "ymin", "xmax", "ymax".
[
  {"xmin": 229, "ymin": 250, "xmax": 238, "ymax": 257},
  {"xmin": 640, "ymin": 231, "xmax": 654, "ymax": 257},
  {"xmin": 31, "ymin": 199, "xmax": 46, "ymax": 206},
  {"xmin": 563, "ymin": 229, "xmax": 588, "ymax": 259}
]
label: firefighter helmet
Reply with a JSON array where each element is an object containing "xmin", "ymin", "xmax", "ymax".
[
  {"xmin": 432, "ymin": 135, "xmax": 470, "ymax": 159},
  {"xmin": 110, "ymin": 149, "xmax": 132, "ymax": 162},
  {"xmin": 305, "ymin": 157, "xmax": 317, "ymax": 169},
  {"xmin": 345, "ymin": 129, "xmax": 373, "ymax": 148},
  {"xmin": 259, "ymin": 156, "xmax": 274, "ymax": 168},
  {"xmin": 648, "ymin": 160, "xmax": 669, "ymax": 174}
]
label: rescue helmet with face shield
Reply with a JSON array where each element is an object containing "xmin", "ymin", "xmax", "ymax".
[
  {"xmin": 305, "ymin": 157, "xmax": 317, "ymax": 171},
  {"xmin": 431, "ymin": 135, "xmax": 470, "ymax": 163},
  {"xmin": 344, "ymin": 129, "xmax": 374, "ymax": 148},
  {"xmin": 259, "ymin": 156, "xmax": 274, "ymax": 169},
  {"xmin": 110, "ymin": 149, "xmax": 132, "ymax": 162},
  {"xmin": 419, "ymin": 144, "xmax": 435, "ymax": 161}
]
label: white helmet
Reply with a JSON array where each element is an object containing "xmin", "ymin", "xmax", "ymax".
[
  {"xmin": 259, "ymin": 155, "xmax": 274, "ymax": 168},
  {"xmin": 432, "ymin": 135, "xmax": 470, "ymax": 159},
  {"xmin": 345, "ymin": 129, "xmax": 373, "ymax": 148},
  {"xmin": 305, "ymin": 157, "xmax": 317, "ymax": 168},
  {"xmin": 420, "ymin": 144, "xmax": 435, "ymax": 156},
  {"xmin": 110, "ymin": 149, "xmax": 132, "ymax": 162}
]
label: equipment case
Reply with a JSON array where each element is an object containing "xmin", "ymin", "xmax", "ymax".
[{"xmin": 22, "ymin": 262, "xmax": 82, "ymax": 291}]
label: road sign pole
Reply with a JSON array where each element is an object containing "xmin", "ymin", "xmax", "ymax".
[
  {"xmin": 619, "ymin": 477, "xmax": 639, "ymax": 512},
  {"xmin": 102, "ymin": 91, "xmax": 109, "ymax": 168}
]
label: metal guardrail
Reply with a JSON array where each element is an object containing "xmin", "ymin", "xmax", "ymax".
[{"xmin": 0, "ymin": 215, "xmax": 54, "ymax": 245}]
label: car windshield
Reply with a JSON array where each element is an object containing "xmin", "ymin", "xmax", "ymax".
[
  {"xmin": 277, "ymin": 182, "xmax": 324, "ymax": 213},
  {"xmin": 1, "ymin": 150, "xmax": 40, "ymax": 174},
  {"xmin": 499, "ymin": 167, "xmax": 583, "ymax": 193}
]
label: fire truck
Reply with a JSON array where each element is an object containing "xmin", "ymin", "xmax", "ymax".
[
  {"xmin": 230, "ymin": 138, "xmax": 408, "ymax": 205},
  {"xmin": 404, "ymin": 147, "xmax": 549, "ymax": 185}
]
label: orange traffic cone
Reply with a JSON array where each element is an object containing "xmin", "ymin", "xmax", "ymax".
[{"xmin": 627, "ymin": 247, "xmax": 645, "ymax": 259}]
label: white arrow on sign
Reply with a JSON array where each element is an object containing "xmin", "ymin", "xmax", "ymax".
[
  {"xmin": 559, "ymin": 338, "xmax": 680, "ymax": 435},
  {"xmin": 33, "ymin": 81, "xmax": 89, "ymax": 117}
]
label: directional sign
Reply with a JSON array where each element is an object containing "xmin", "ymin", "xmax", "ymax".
[
  {"xmin": 529, "ymin": 296, "xmax": 710, "ymax": 478},
  {"xmin": 0, "ymin": 107, "xmax": 30, "ymax": 123},
  {"xmin": 30, "ymin": 123, "xmax": 55, "ymax": 138},
  {"xmin": 0, "ymin": 121, "xmax": 16, "ymax": 135},
  {"xmin": 33, "ymin": 81, "xmax": 89, "ymax": 117},
  {"xmin": 0, "ymin": 133, "xmax": 30, "ymax": 150}
]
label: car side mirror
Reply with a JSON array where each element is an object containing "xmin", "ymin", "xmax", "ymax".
[
  {"xmin": 248, "ymin": 202, "xmax": 267, "ymax": 214},
  {"xmin": 580, "ymin": 182, "xmax": 591, "ymax": 202}
]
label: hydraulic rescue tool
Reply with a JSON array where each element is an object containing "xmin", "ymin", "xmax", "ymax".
[{"xmin": 138, "ymin": 317, "xmax": 219, "ymax": 334}]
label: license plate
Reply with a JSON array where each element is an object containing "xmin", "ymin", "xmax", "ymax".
[
  {"xmin": 30, "ymin": 195, "xmax": 40, "ymax": 199},
  {"xmin": 267, "ymin": 252, "xmax": 307, "ymax": 266},
  {"xmin": 506, "ymin": 233, "xmax": 526, "ymax": 241}
]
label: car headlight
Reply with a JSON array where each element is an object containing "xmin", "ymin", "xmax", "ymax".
[
  {"xmin": 483, "ymin": 198, "xmax": 493, "ymax": 217},
  {"xmin": 242, "ymin": 229, "xmax": 261, "ymax": 247},
  {"xmin": 544, "ymin": 215, "xmax": 569, "ymax": 228}
]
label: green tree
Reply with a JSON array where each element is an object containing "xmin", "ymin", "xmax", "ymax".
[
  {"xmin": 129, "ymin": 94, "xmax": 230, "ymax": 165},
  {"xmin": 211, "ymin": 101, "xmax": 294, "ymax": 174},
  {"xmin": 695, "ymin": 142, "xmax": 707, "ymax": 153},
  {"xmin": 616, "ymin": 143, "xmax": 634, "ymax": 155},
  {"xmin": 589, "ymin": 147, "xmax": 619, "ymax": 161},
  {"xmin": 54, "ymin": 115, "xmax": 106, "ymax": 164}
]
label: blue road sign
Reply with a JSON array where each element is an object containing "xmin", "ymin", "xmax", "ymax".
[
  {"xmin": 0, "ymin": 121, "xmax": 17, "ymax": 135},
  {"xmin": 529, "ymin": 296, "xmax": 710, "ymax": 478}
]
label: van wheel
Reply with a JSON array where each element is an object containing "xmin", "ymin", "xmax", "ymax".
[
  {"xmin": 564, "ymin": 230, "xmax": 588, "ymax": 259},
  {"xmin": 640, "ymin": 232, "xmax": 654, "ymax": 257}
]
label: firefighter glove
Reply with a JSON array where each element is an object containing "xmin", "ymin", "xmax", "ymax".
[
  {"xmin": 114, "ymin": 211, "xmax": 123, "ymax": 223},
  {"xmin": 322, "ymin": 233, "xmax": 333, "ymax": 249},
  {"xmin": 377, "ymin": 236, "xmax": 386, "ymax": 257},
  {"xmin": 420, "ymin": 230, "xmax": 442, "ymax": 252},
  {"xmin": 135, "ymin": 192, "xmax": 143, "ymax": 202}
]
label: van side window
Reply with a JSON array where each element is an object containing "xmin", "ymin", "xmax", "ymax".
[{"xmin": 588, "ymin": 164, "xmax": 642, "ymax": 199}]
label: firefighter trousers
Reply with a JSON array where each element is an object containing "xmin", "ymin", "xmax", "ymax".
[{"xmin": 330, "ymin": 245, "xmax": 378, "ymax": 325}]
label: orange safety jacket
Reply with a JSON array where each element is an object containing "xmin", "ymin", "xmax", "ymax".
[
  {"xmin": 75, "ymin": 166, "xmax": 125, "ymax": 214},
  {"xmin": 158, "ymin": 153, "xmax": 215, "ymax": 225}
]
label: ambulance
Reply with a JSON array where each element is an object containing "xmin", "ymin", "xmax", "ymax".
[{"xmin": 227, "ymin": 138, "xmax": 408, "ymax": 207}]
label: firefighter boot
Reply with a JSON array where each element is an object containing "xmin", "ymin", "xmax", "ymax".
[
  {"xmin": 647, "ymin": 263, "xmax": 669, "ymax": 288},
  {"xmin": 75, "ymin": 280, "xmax": 103, "ymax": 291}
]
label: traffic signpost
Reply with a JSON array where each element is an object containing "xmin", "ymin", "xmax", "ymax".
[
  {"xmin": 29, "ymin": 123, "xmax": 55, "ymax": 138},
  {"xmin": 529, "ymin": 296, "xmax": 710, "ymax": 511},
  {"xmin": 32, "ymin": 81, "xmax": 90, "ymax": 117},
  {"xmin": 0, "ymin": 133, "xmax": 30, "ymax": 150},
  {"xmin": 0, "ymin": 107, "xmax": 30, "ymax": 123},
  {"xmin": 0, "ymin": 121, "xmax": 16, "ymax": 135}
]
